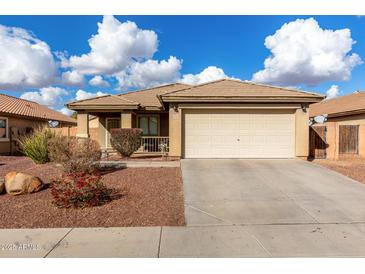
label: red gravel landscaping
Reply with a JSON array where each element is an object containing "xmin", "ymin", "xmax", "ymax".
[
  {"xmin": 0, "ymin": 156, "xmax": 185, "ymax": 228},
  {"xmin": 313, "ymin": 157, "xmax": 365, "ymax": 185}
]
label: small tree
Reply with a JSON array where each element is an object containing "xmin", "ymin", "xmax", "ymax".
[
  {"xmin": 48, "ymin": 136, "xmax": 101, "ymax": 173},
  {"xmin": 110, "ymin": 128, "xmax": 143, "ymax": 157}
]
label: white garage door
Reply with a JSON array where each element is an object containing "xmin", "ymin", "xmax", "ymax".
[{"xmin": 184, "ymin": 109, "xmax": 295, "ymax": 158}]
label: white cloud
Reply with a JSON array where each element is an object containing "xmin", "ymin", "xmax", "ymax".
[
  {"xmin": 61, "ymin": 70, "xmax": 85, "ymax": 86},
  {"xmin": 20, "ymin": 87, "xmax": 68, "ymax": 107},
  {"xmin": 59, "ymin": 107, "xmax": 74, "ymax": 116},
  {"xmin": 325, "ymin": 85, "xmax": 340, "ymax": 99},
  {"xmin": 116, "ymin": 56, "xmax": 182, "ymax": 89},
  {"xmin": 63, "ymin": 16, "xmax": 158, "ymax": 75},
  {"xmin": 252, "ymin": 18, "xmax": 362, "ymax": 86},
  {"xmin": 89, "ymin": 75, "xmax": 110, "ymax": 87},
  {"xmin": 180, "ymin": 66, "xmax": 228, "ymax": 85},
  {"xmin": 75, "ymin": 89, "xmax": 108, "ymax": 101},
  {"xmin": 0, "ymin": 25, "xmax": 57, "ymax": 90}
]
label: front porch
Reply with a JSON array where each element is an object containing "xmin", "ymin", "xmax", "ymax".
[{"xmin": 76, "ymin": 110, "xmax": 171, "ymax": 155}]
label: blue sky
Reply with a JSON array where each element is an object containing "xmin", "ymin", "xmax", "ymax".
[{"xmin": 0, "ymin": 15, "xmax": 364, "ymax": 115}]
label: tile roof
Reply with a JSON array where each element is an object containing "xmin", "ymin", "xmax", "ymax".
[
  {"xmin": 161, "ymin": 79, "xmax": 324, "ymax": 102},
  {"xmin": 66, "ymin": 79, "xmax": 324, "ymax": 111},
  {"xmin": 119, "ymin": 83, "xmax": 191, "ymax": 109},
  {"xmin": 67, "ymin": 94, "xmax": 139, "ymax": 108},
  {"xmin": 67, "ymin": 83, "xmax": 190, "ymax": 110},
  {"xmin": 309, "ymin": 91, "xmax": 365, "ymax": 118},
  {"xmin": 0, "ymin": 93, "xmax": 76, "ymax": 124}
]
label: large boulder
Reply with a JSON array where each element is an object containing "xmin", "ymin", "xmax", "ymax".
[
  {"xmin": 0, "ymin": 178, "xmax": 4, "ymax": 194},
  {"xmin": 5, "ymin": 172, "xmax": 43, "ymax": 195}
]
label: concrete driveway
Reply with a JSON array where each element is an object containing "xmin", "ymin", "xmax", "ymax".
[
  {"xmin": 172, "ymin": 159, "xmax": 365, "ymax": 257},
  {"xmin": 182, "ymin": 159, "xmax": 365, "ymax": 225}
]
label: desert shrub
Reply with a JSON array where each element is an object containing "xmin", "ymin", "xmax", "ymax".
[
  {"xmin": 110, "ymin": 128, "xmax": 143, "ymax": 157},
  {"xmin": 48, "ymin": 136, "xmax": 101, "ymax": 173},
  {"xmin": 51, "ymin": 172, "xmax": 112, "ymax": 208},
  {"xmin": 19, "ymin": 127, "xmax": 55, "ymax": 164}
]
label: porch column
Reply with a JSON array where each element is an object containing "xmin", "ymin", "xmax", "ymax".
[
  {"xmin": 97, "ymin": 116, "xmax": 107, "ymax": 149},
  {"xmin": 121, "ymin": 110, "xmax": 132, "ymax": 128},
  {"xmin": 168, "ymin": 104, "xmax": 182, "ymax": 157},
  {"xmin": 76, "ymin": 111, "xmax": 89, "ymax": 138},
  {"xmin": 295, "ymin": 106, "xmax": 309, "ymax": 158}
]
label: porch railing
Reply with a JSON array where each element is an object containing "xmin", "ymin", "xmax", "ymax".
[{"xmin": 137, "ymin": 136, "xmax": 169, "ymax": 154}]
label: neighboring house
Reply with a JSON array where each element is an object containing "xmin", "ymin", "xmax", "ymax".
[
  {"xmin": 309, "ymin": 92, "xmax": 365, "ymax": 160},
  {"xmin": 0, "ymin": 94, "xmax": 76, "ymax": 155},
  {"xmin": 67, "ymin": 79, "xmax": 323, "ymax": 159}
]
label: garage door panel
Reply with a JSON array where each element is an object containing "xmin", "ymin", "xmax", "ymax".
[{"xmin": 184, "ymin": 109, "xmax": 295, "ymax": 158}]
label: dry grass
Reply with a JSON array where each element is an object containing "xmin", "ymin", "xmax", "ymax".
[
  {"xmin": 0, "ymin": 156, "xmax": 185, "ymax": 228},
  {"xmin": 313, "ymin": 156, "xmax": 365, "ymax": 184}
]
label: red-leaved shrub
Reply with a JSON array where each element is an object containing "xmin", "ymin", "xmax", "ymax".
[
  {"xmin": 51, "ymin": 172, "xmax": 112, "ymax": 208},
  {"xmin": 110, "ymin": 128, "xmax": 143, "ymax": 157}
]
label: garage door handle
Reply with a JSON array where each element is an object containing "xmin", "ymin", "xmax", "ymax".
[{"xmin": 237, "ymin": 139, "xmax": 240, "ymax": 141}]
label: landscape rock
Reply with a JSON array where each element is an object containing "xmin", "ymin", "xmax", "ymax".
[{"xmin": 5, "ymin": 171, "xmax": 43, "ymax": 195}]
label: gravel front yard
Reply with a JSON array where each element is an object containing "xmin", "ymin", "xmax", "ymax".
[
  {"xmin": 313, "ymin": 157, "xmax": 365, "ymax": 184},
  {"xmin": 0, "ymin": 156, "xmax": 185, "ymax": 228}
]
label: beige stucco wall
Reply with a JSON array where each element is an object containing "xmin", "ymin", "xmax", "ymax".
[
  {"xmin": 89, "ymin": 117, "xmax": 99, "ymax": 128},
  {"xmin": 295, "ymin": 107, "xmax": 310, "ymax": 158},
  {"xmin": 168, "ymin": 104, "xmax": 182, "ymax": 157},
  {"xmin": 121, "ymin": 110, "xmax": 132, "ymax": 128},
  {"xmin": 168, "ymin": 103, "xmax": 308, "ymax": 158},
  {"xmin": 0, "ymin": 116, "xmax": 47, "ymax": 155},
  {"xmin": 97, "ymin": 116, "xmax": 107, "ymax": 149},
  {"xmin": 76, "ymin": 112, "xmax": 89, "ymax": 138},
  {"xmin": 320, "ymin": 113, "xmax": 365, "ymax": 160}
]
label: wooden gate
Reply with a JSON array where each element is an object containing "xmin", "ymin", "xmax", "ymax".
[
  {"xmin": 339, "ymin": 125, "xmax": 359, "ymax": 154},
  {"xmin": 309, "ymin": 126, "xmax": 327, "ymax": 159}
]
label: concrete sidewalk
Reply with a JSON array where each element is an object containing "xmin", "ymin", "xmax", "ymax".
[{"xmin": 2, "ymin": 223, "xmax": 365, "ymax": 257}]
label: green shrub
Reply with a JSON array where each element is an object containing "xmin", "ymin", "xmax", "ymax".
[
  {"xmin": 19, "ymin": 127, "xmax": 55, "ymax": 164},
  {"xmin": 48, "ymin": 136, "xmax": 101, "ymax": 173},
  {"xmin": 51, "ymin": 172, "xmax": 112, "ymax": 208},
  {"xmin": 110, "ymin": 128, "xmax": 143, "ymax": 157}
]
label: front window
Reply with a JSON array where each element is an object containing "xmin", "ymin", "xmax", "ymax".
[
  {"xmin": 138, "ymin": 115, "xmax": 159, "ymax": 136},
  {"xmin": 0, "ymin": 117, "xmax": 8, "ymax": 139}
]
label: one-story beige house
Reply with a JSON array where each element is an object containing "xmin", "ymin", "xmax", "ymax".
[
  {"xmin": 67, "ymin": 79, "xmax": 324, "ymax": 159},
  {"xmin": 0, "ymin": 93, "xmax": 76, "ymax": 155},
  {"xmin": 309, "ymin": 91, "xmax": 365, "ymax": 160}
]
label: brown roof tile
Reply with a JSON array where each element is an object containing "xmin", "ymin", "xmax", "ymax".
[
  {"xmin": 119, "ymin": 83, "xmax": 191, "ymax": 109},
  {"xmin": 67, "ymin": 83, "xmax": 190, "ymax": 110},
  {"xmin": 0, "ymin": 94, "xmax": 76, "ymax": 124},
  {"xmin": 67, "ymin": 94, "xmax": 139, "ymax": 108},
  {"xmin": 309, "ymin": 91, "xmax": 365, "ymax": 117},
  {"xmin": 161, "ymin": 79, "xmax": 324, "ymax": 102}
]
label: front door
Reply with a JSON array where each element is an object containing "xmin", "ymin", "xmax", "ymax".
[{"xmin": 106, "ymin": 118, "xmax": 120, "ymax": 148}]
